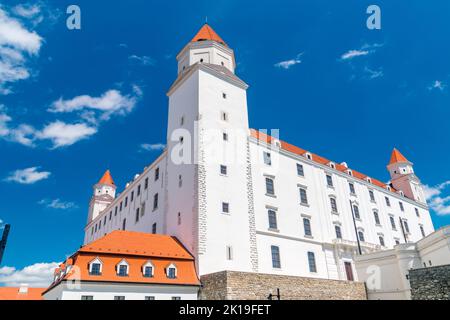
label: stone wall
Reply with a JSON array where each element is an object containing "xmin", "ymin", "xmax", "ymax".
[
  {"xmin": 409, "ymin": 265, "xmax": 450, "ymax": 300},
  {"xmin": 200, "ymin": 271, "xmax": 367, "ymax": 300}
]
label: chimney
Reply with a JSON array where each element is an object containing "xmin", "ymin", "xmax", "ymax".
[{"xmin": 18, "ymin": 284, "xmax": 29, "ymax": 294}]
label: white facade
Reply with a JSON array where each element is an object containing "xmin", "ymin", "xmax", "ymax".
[
  {"xmin": 84, "ymin": 25, "xmax": 434, "ymax": 282},
  {"xmin": 43, "ymin": 282, "xmax": 198, "ymax": 300},
  {"xmin": 354, "ymin": 226, "xmax": 450, "ymax": 300}
]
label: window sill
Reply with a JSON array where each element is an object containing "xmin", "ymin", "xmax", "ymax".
[
  {"xmin": 221, "ymin": 212, "xmax": 231, "ymax": 216},
  {"xmin": 331, "ymin": 211, "xmax": 339, "ymax": 215},
  {"xmin": 265, "ymin": 193, "xmax": 277, "ymax": 198},
  {"xmin": 327, "ymin": 185, "xmax": 335, "ymax": 189},
  {"xmin": 370, "ymin": 200, "xmax": 377, "ymax": 204},
  {"xmin": 304, "ymin": 235, "xmax": 314, "ymax": 239},
  {"xmin": 300, "ymin": 203, "xmax": 310, "ymax": 207},
  {"xmin": 350, "ymin": 193, "xmax": 357, "ymax": 197},
  {"xmin": 268, "ymin": 228, "xmax": 279, "ymax": 233},
  {"xmin": 375, "ymin": 224, "xmax": 382, "ymax": 227}
]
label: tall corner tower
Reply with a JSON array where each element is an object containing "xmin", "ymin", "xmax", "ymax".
[
  {"xmin": 165, "ymin": 23, "xmax": 257, "ymax": 275},
  {"xmin": 387, "ymin": 148, "xmax": 426, "ymax": 204},
  {"xmin": 87, "ymin": 170, "xmax": 116, "ymax": 224}
]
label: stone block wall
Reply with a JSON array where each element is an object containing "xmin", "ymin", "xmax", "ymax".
[
  {"xmin": 409, "ymin": 265, "xmax": 450, "ymax": 300},
  {"xmin": 200, "ymin": 271, "xmax": 367, "ymax": 300}
]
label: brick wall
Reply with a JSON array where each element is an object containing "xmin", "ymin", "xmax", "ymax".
[
  {"xmin": 409, "ymin": 265, "xmax": 450, "ymax": 300},
  {"xmin": 200, "ymin": 271, "xmax": 367, "ymax": 300}
]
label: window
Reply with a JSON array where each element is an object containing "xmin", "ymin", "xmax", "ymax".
[
  {"xmin": 326, "ymin": 174, "xmax": 333, "ymax": 187},
  {"xmin": 395, "ymin": 239, "xmax": 400, "ymax": 245},
  {"xmin": 167, "ymin": 266, "xmax": 177, "ymax": 279},
  {"xmin": 226, "ymin": 246, "xmax": 233, "ymax": 260},
  {"xmin": 335, "ymin": 225, "xmax": 342, "ymax": 239},
  {"xmin": 115, "ymin": 206, "xmax": 118, "ymax": 216},
  {"xmin": 399, "ymin": 202, "xmax": 404, "ymax": 212},
  {"xmin": 153, "ymin": 193, "xmax": 159, "ymax": 210},
  {"xmin": 330, "ymin": 197, "xmax": 338, "ymax": 213},
  {"xmin": 263, "ymin": 152, "xmax": 271, "ymax": 165},
  {"xmin": 220, "ymin": 165, "xmax": 227, "ymax": 175},
  {"xmin": 265, "ymin": 177, "xmax": 275, "ymax": 195},
  {"xmin": 90, "ymin": 262, "xmax": 102, "ymax": 275},
  {"xmin": 303, "ymin": 218, "xmax": 312, "ymax": 237},
  {"xmin": 222, "ymin": 92, "xmax": 227, "ymax": 99},
  {"xmin": 415, "ymin": 208, "xmax": 420, "ymax": 217},
  {"xmin": 125, "ymin": 196, "xmax": 128, "ymax": 207},
  {"xmin": 178, "ymin": 212, "xmax": 181, "ymax": 225},
  {"xmin": 119, "ymin": 201, "xmax": 123, "ymax": 211},
  {"xmin": 178, "ymin": 175, "xmax": 182, "ymax": 188},
  {"xmin": 221, "ymin": 112, "xmax": 228, "ymax": 121},
  {"xmin": 373, "ymin": 211, "xmax": 381, "ymax": 225},
  {"xmin": 307, "ymin": 252, "xmax": 317, "ymax": 273},
  {"xmin": 390, "ymin": 216, "xmax": 396, "ymax": 230},
  {"xmin": 385, "ymin": 196, "xmax": 391, "ymax": 207},
  {"xmin": 268, "ymin": 210, "xmax": 277, "ymax": 230},
  {"xmin": 109, "ymin": 211, "xmax": 112, "ymax": 221},
  {"xmin": 420, "ymin": 225, "xmax": 425, "ymax": 237},
  {"xmin": 155, "ymin": 167, "xmax": 160, "ymax": 181},
  {"xmin": 403, "ymin": 220, "xmax": 410, "ymax": 233},
  {"xmin": 222, "ymin": 202, "xmax": 229, "ymax": 214},
  {"xmin": 349, "ymin": 183, "xmax": 356, "ymax": 194},
  {"xmin": 271, "ymin": 246, "xmax": 281, "ymax": 269},
  {"xmin": 180, "ymin": 116, "xmax": 184, "ymax": 126},
  {"xmin": 91, "ymin": 227, "xmax": 94, "ymax": 235},
  {"xmin": 172, "ymin": 297, "xmax": 181, "ymax": 300},
  {"xmin": 379, "ymin": 236, "xmax": 385, "ymax": 247},
  {"xmin": 141, "ymin": 202, "xmax": 146, "ymax": 217},
  {"xmin": 369, "ymin": 190, "xmax": 375, "ymax": 202},
  {"xmin": 95, "ymin": 224, "xmax": 97, "ymax": 232},
  {"xmin": 135, "ymin": 208, "xmax": 140, "ymax": 223},
  {"xmin": 122, "ymin": 218, "xmax": 126, "ymax": 230},
  {"xmin": 118, "ymin": 264, "xmax": 128, "ymax": 277},
  {"xmin": 353, "ymin": 205, "xmax": 360, "ymax": 219},
  {"xmin": 223, "ymin": 132, "xmax": 228, "ymax": 141},
  {"xmin": 358, "ymin": 231, "xmax": 365, "ymax": 242},
  {"xmin": 145, "ymin": 296, "xmax": 155, "ymax": 300},
  {"xmin": 144, "ymin": 177, "xmax": 148, "ymax": 190},
  {"xmin": 81, "ymin": 296, "xmax": 93, "ymax": 300},
  {"xmin": 152, "ymin": 223, "xmax": 157, "ymax": 234},
  {"xmin": 297, "ymin": 164, "xmax": 304, "ymax": 176},
  {"xmin": 137, "ymin": 185, "xmax": 141, "ymax": 196},
  {"xmin": 299, "ymin": 188, "xmax": 308, "ymax": 205},
  {"xmin": 114, "ymin": 296, "xmax": 125, "ymax": 300},
  {"xmin": 143, "ymin": 266, "xmax": 153, "ymax": 278}
]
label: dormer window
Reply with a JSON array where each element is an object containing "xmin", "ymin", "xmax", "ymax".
[
  {"xmin": 347, "ymin": 170, "xmax": 353, "ymax": 176},
  {"xmin": 116, "ymin": 260, "xmax": 129, "ymax": 277},
  {"xmin": 142, "ymin": 261, "xmax": 154, "ymax": 278},
  {"xmin": 89, "ymin": 258, "xmax": 103, "ymax": 276},
  {"xmin": 166, "ymin": 264, "xmax": 177, "ymax": 279},
  {"xmin": 305, "ymin": 152, "xmax": 312, "ymax": 160},
  {"xmin": 329, "ymin": 162, "xmax": 335, "ymax": 169}
]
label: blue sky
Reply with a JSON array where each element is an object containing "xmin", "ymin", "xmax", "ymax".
[{"xmin": 0, "ymin": 0, "xmax": 449, "ymax": 285}]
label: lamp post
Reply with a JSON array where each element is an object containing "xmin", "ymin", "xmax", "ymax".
[
  {"xmin": 0, "ymin": 224, "xmax": 11, "ymax": 265},
  {"xmin": 349, "ymin": 200, "xmax": 362, "ymax": 255}
]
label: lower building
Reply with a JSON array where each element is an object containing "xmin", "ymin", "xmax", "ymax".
[
  {"xmin": 43, "ymin": 231, "xmax": 200, "ymax": 300},
  {"xmin": 0, "ymin": 285, "xmax": 44, "ymax": 300},
  {"xmin": 354, "ymin": 225, "xmax": 450, "ymax": 300}
]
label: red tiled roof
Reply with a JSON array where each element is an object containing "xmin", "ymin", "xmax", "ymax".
[
  {"xmin": 191, "ymin": 23, "xmax": 227, "ymax": 47},
  {"xmin": 0, "ymin": 287, "xmax": 45, "ymax": 300},
  {"xmin": 98, "ymin": 169, "xmax": 115, "ymax": 186},
  {"xmin": 389, "ymin": 148, "xmax": 409, "ymax": 165},
  {"xmin": 250, "ymin": 129, "xmax": 396, "ymax": 193}
]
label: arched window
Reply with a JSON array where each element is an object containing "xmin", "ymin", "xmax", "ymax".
[{"xmin": 373, "ymin": 210, "xmax": 381, "ymax": 225}]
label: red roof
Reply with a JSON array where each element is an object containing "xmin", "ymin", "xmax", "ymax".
[
  {"xmin": 98, "ymin": 169, "xmax": 115, "ymax": 186},
  {"xmin": 191, "ymin": 23, "xmax": 227, "ymax": 46},
  {"xmin": 389, "ymin": 148, "xmax": 409, "ymax": 165},
  {"xmin": 0, "ymin": 287, "xmax": 45, "ymax": 300},
  {"xmin": 250, "ymin": 129, "xmax": 397, "ymax": 193}
]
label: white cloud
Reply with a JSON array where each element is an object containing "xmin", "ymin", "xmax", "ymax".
[
  {"xmin": 0, "ymin": 262, "xmax": 59, "ymax": 287},
  {"xmin": 140, "ymin": 143, "xmax": 166, "ymax": 152},
  {"xmin": 0, "ymin": 7, "xmax": 43, "ymax": 93},
  {"xmin": 36, "ymin": 121, "xmax": 97, "ymax": 148},
  {"xmin": 38, "ymin": 198, "xmax": 77, "ymax": 210},
  {"xmin": 424, "ymin": 181, "xmax": 450, "ymax": 216},
  {"xmin": 0, "ymin": 218, "xmax": 4, "ymax": 230},
  {"xmin": 12, "ymin": 4, "xmax": 41, "ymax": 19},
  {"xmin": 341, "ymin": 49, "xmax": 369, "ymax": 60},
  {"xmin": 274, "ymin": 53, "xmax": 303, "ymax": 69},
  {"xmin": 428, "ymin": 80, "xmax": 446, "ymax": 91},
  {"xmin": 5, "ymin": 166, "xmax": 51, "ymax": 184},
  {"xmin": 128, "ymin": 55, "xmax": 156, "ymax": 66},
  {"xmin": 48, "ymin": 88, "xmax": 142, "ymax": 123},
  {"xmin": 364, "ymin": 66, "xmax": 384, "ymax": 79}
]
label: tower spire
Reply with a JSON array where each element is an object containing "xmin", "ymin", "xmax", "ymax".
[{"xmin": 98, "ymin": 169, "xmax": 115, "ymax": 186}]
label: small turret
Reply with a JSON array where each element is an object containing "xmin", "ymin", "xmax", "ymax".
[{"xmin": 87, "ymin": 170, "xmax": 116, "ymax": 223}]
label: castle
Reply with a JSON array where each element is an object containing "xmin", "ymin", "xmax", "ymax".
[{"xmin": 83, "ymin": 24, "xmax": 434, "ymax": 282}]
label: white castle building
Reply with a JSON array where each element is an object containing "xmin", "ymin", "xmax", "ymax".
[{"xmin": 83, "ymin": 24, "xmax": 434, "ymax": 282}]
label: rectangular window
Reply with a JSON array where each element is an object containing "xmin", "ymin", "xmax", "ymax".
[
  {"xmin": 220, "ymin": 165, "xmax": 227, "ymax": 175},
  {"xmin": 268, "ymin": 210, "xmax": 277, "ymax": 230},
  {"xmin": 144, "ymin": 266, "xmax": 153, "ymax": 277},
  {"xmin": 125, "ymin": 196, "xmax": 128, "ymax": 207},
  {"xmin": 330, "ymin": 198, "xmax": 338, "ymax": 213},
  {"xmin": 168, "ymin": 268, "xmax": 176, "ymax": 279},
  {"xmin": 226, "ymin": 246, "xmax": 233, "ymax": 260},
  {"xmin": 390, "ymin": 216, "xmax": 396, "ymax": 230},
  {"xmin": 403, "ymin": 220, "xmax": 410, "ymax": 233},
  {"xmin": 271, "ymin": 245, "xmax": 281, "ymax": 269},
  {"xmin": 137, "ymin": 185, "xmax": 141, "ymax": 196},
  {"xmin": 155, "ymin": 167, "xmax": 160, "ymax": 181},
  {"xmin": 303, "ymin": 218, "xmax": 312, "ymax": 236},
  {"xmin": 90, "ymin": 263, "xmax": 101, "ymax": 275},
  {"xmin": 369, "ymin": 190, "xmax": 375, "ymax": 202},
  {"xmin": 263, "ymin": 152, "xmax": 271, "ymax": 165},
  {"xmin": 353, "ymin": 205, "xmax": 360, "ymax": 219},
  {"xmin": 152, "ymin": 223, "xmax": 157, "ymax": 234},
  {"xmin": 307, "ymin": 252, "xmax": 317, "ymax": 273},
  {"xmin": 145, "ymin": 296, "xmax": 155, "ymax": 300},
  {"xmin": 135, "ymin": 208, "xmax": 140, "ymax": 223},
  {"xmin": 299, "ymin": 188, "xmax": 308, "ymax": 205},
  {"xmin": 415, "ymin": 208, "xmax": 420, "ymax": 217},
  {"xmin": 115, "ymin": 206, "xmax": 118, "ymax": 216},
  {"xmin": 349, "ymin": 183, "xmax": 356, "ymax": 194},
  {"xmin": 358, "ymin": 231, "xmax": 365, "ymax": 242},
  {"xmin": 81, "ymin": 296, "xmax": 93, "ymax": 300},
  {"xmin": 119, "ymin": 201, "xmax": 123, "ymax": 211},
  {"xmin": 114, "ymin": 296, "xmax": 125, "ymax": 300},
  {"xmin": 265, "ymin": 177, "xmax": 275, "ymax": 195},
  {"xmin": 109, "ymin": 211, "xmax": 112, "ymax": 221},
  {"xmin": 335, "ymin": 225, "xmax": 342, "ymax": 239},
  {"xmin": 374, "ymin": 211, "xmax": 380, "ymax": 225},
  {"xmin": 222, "ymin": 202, "xmax": 229, "ymax": 214},
  {"xmin": 172, "ymin": 297, "xmax": 181, "ymax": 300},
  {"xmin": 118, "ymin": 265, "xmax": 128, "ymax": 277},
  {"xmin": 131, "ymin": 191, "xmax": 134, "ymax": 202},
  {"xmin": 385, "ymin": 196, "xmax": 391, "ymax": 207},
  {"xmin": 399, "ymin": 202, "xmax": 404, "ymax": 212},
  {"xmin": 122, "ymin": 218, "xmax": 126, "ymax": 230},
  {"xmin": 153, "ymin": 193, "xmax": 159, "ymax": 210},
  {"xmin": 297, "ymin": 164, "xmax": 304, "ymax": 176},
  {"xmin": 420, "ymin": 225, "xmax": 425, "ymax": 237},
  {"xmin": 141, "ymin": 202, "xmax": 146, "ymax": 217},
  {"xmin": 144, "ymin": 177, "xmax": 149, "ymax": 189},
  {"xmin": 223, "ymin": 132, "xmax": 228, "ymax": 141},
  {"xmin": 326, "ymin": 174, "xmax": 333, "ymax": 187}
]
